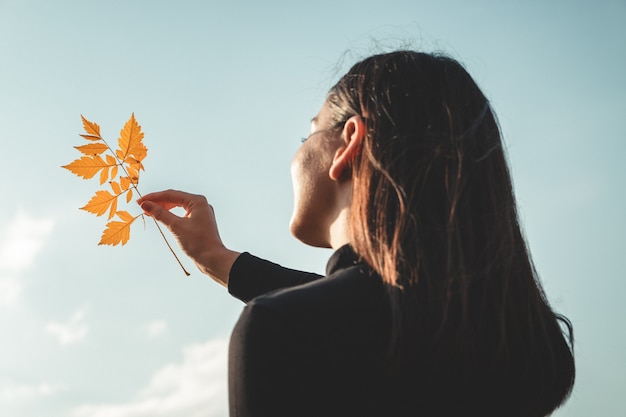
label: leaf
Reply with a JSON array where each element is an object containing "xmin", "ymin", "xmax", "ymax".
[
  {"xmin": 120, "ymin": 176, "xmax": 131, "ymax": 191},
  {"xmin": 81, "ymin": 190, "xmax": 117, "ymax": 217},
  {"xmin": 127, "ymin": 166, "xmax": 139, "ymax": 184},
  {"xmin": 117, "ymin": 113, "xmax": 146, "ymax": 161},
  {"xmin": 99, "ymin": 166, "xmax": 109, "ymax": 185},
  {"xmin": 110, "ymin": 181, "xmax": 121, "ymax": 195},
  {"xmin": 116, "ymin": 210, "xmax": 135, "ymax": 221},
  {"xmin": 108, "ymin": 196, "xmax": 118, "ymax": 220},
  {"xmin": 75, "ymin": 143, "xmax": 108, "ymax": 155},
  {"xmin": 99, "ymin": 215, "xmax": 136, "ymax": 246},
  {"xmin": 62, "ymin": 155, "xmax": 108, "ymax": 180},
  {"xmin": 80, "ymin": 134, "xmax": 103, "ymax": 141},
  {"xmin": 81, "ymin": 115, "xmax": 101, "ymax": 138},
  {"xmin": 126, "ymin": 188, "xmax": 133, "ymax": 203}
]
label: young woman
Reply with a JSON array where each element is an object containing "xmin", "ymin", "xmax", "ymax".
[{"xmin": 138, "ymin": 51, "xmax": 575, "ymax": 416}]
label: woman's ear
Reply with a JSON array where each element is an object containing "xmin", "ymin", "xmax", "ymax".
[{"xmin": 329, "ymin": 116, "xmax": 365, "ymax": 181}]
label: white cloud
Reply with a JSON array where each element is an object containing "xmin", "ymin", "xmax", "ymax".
[
  {"xmin": 73, "ymin": 337, "xmax": 229, "ymax": 417},
  {"xmin": 0, "ymin": 211, "xmax": 54, "ymax": 306},
  {"xmin": 0, "ymin": 275, "xmax": 21, "ymax": 305},
  {"xmin": 0, "ymin": 212, "xmax": 54, "ymax": 271},
  {"xmin": 0, "ymin": 381, "xmax": 65, "ymax": 403},
  {"xmin": 145, "ymin": 320, "xmax": 168, "ymax": 338},
  {"xmin": 45, "ymin": 306, "xmax": 89, "ymax": 346}
]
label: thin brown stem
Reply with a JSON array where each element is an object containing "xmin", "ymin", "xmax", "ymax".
[
  {"xmin": 100, "ymin": 136, "xmax": 191, "ymax": 276},
  {"xmin": 151, "ymin": 216, "xmax": 191, "ymax": 276}
]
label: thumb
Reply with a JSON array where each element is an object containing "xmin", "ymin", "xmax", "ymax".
[{"xmin": 141, "ymin": 201, "xmax": 180, "ymax": 227}]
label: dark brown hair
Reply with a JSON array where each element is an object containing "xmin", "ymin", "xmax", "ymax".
[{"xmin": 328, "ymin": 51, "xmax": 574, "ymax": 415}]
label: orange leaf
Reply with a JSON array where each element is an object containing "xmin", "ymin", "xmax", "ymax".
[
  {"xmin": 99, "ymin": 215, "xmax": 136, "ymax": 246},
  {"xmin": 111, "ymin": 165, "xmax": 118, "ymax": 180},
  {"xmin": 116, "ymin": 210, "xmax": 135, "ymax": 221},
  {"xmin": 126, "ymin": 188, "xmax": 133, "ymax": 203},
  {"xmin": 80, "ymin": 134, "xmax": 102, "ymax": 141},
  {"xmin": 81, "ymin": 115, "xmax": 101, "ymax": 138},
  {"xmin": 108, "ymin": 196, "xmax": 118, "ymax": 220},
  {"xmin": 74, "ymin": 143, "xmax": 108, "ymax": 155},
  {"xmin": 99, "ymin": 166, "xmax": 109, "ymax": 185},
  {"xmin": 81, "ymin": 190, "xmax": 117, "ymax": 217},
  {"xmin": 120, "ymin": 176, "xmax": 131, "ymax": 191},
  {"xmin": 117, "ymin": 113, "xmax": 145, "ymax": 161},
  {"xmin": 127, "ymin": 166, "xmax": 139, "ymax": 184},
  {"xmin": 110, "ymin": 181, "xmax": 121, "ymax": 195},
  {"xmin": 62, "ymin": 155, "xmax": 108, "ymax": 180}
]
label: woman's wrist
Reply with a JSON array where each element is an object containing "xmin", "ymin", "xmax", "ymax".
[{"xmin": 196, "ymin": 246, "xmax": 241, "ymax": 287}]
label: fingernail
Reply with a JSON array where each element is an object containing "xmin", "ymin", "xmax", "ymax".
[{"xmin": 141, "ymin": 202, "xmax": 153, "ymax": 213}]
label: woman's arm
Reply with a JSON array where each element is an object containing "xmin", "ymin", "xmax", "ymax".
[
  {"xmin": 138, "ymin": 190, "xmax": 323, "ymax": 299},
  {"xmin": 228, "ymin": 252, "xmax": 323, "ymax": 303}
]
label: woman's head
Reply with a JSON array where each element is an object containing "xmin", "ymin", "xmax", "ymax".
[{"xmin": 327, "ymin": 51, "xmax": 507, "ymax": 290}]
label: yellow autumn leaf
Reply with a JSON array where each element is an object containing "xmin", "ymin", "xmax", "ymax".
[
  {"xmin": 110, "ymin": 181, "xmax": 121, "ymax": 195},
  {"xmin": 127, "ymin": 166, "xmax": 139, "ymax": 184},
  {"xmin": 62, "ymin": 155, "xmax": 108, "ymax": 180},
  {"xmin": 74, "ymin": 143, "xmax": 108, "ymax": 155},
  {"xmin": 81, "ymin": 190, "xmax": 117, "ymax": 217},
  {"xmin": 117, "ymin": 113, "xmax": 146, "ymax": 161},
  {"xmin": 81, "ymin": 115, "xmax": 101, "ymax": 138},
  {"xmin": 99, "ymin": 216, "xmax": 136, "ymax": 246},
  {"xmin": 98, "ymin": 155, "xmax": 118, "ymax": 185},
  {"xmin": 116, "ymin": 210, "xmax": 135, "ymax": 222},
  {"xmin": 120, "ymin": 176, "xmax": 131, "ymax": 191},
  {"xmin": 80, "ymin": 134, "xmax": 103, "ymax": 141}
]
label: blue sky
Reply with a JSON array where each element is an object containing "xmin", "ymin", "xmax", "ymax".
[{"xmin": 1, "ymin": 0, "xmax": 624, "ymax": 416}]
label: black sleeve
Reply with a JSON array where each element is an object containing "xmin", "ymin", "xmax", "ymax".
[{"xmin": 227, "ymin": 252, "xmax": 324, "ymax": 303}]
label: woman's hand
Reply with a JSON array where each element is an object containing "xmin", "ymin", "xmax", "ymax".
[{"xmin": 137, "ymin": 190, "xmax": 240, "ymax": 286}]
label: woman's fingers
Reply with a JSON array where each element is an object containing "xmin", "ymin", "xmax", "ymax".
[
  {"xmin": 138, "ymin": 189, "xmax": 198, "ymax": 211},
  {"xmin": 139, "ymin": 200, "xmax": 181, "ymax": 227}
]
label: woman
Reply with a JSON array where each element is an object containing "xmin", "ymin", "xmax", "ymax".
[{"xmin": 138, "ymin": 51, "xmax": 575, "ymax": 416}]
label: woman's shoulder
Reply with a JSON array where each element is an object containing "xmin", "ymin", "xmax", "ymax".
[
  {"xmin": 237, "ymin": 263, "xmax": 389, "ymax": 352},
  {"xmin": 252, "ymin": 263, "xmax": 384, "ymax": 316}
]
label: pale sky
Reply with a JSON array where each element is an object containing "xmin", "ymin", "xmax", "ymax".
[{"xmin": 1, "ymin": 1, "xmax": 624, "ymax": 416}]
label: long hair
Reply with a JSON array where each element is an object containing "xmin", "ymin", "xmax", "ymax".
[{"xmin": 327, "ymin": 51, "xmax": 575, "ymax": 415}]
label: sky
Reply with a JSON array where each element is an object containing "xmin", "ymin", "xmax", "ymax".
[{"xmin": 0, "ymin": 0, "xmax": 624, "ymax": 416}]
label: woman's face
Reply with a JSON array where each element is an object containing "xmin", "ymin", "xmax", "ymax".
[{"xmin": 289, "ymin": 101, "xmax": 343, "ymax": 248}]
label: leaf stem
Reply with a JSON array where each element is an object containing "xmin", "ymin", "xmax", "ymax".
[
  {"xmin": 99, "ymin": 135, "xmax": 191, "ymax": 276},
  {"xmin": 150, "ymin": 216, "xmax": 191, "ymax": 276}
]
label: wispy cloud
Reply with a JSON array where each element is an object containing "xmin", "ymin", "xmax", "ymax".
[
  {"xmin": 0, "ymin": 211, "xmax": 54, "ymax": 306},
  {"xmin": 45, "ymin": 306, "xmax": 89, "ymax": 346},
  {"xmin": 73, "ymin": 337, "xmax": 229, "ymax": 417},
  {"xmin": 0, "ymin": 275, "xmax": 22, "ymax": 305},
  {"xmin": 0, "ymin": 381, "xmax": 65, "ymax": 403},
  {"xmin": 145, "ymin": 320, "xmax": 168, "ymax": 338}
]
